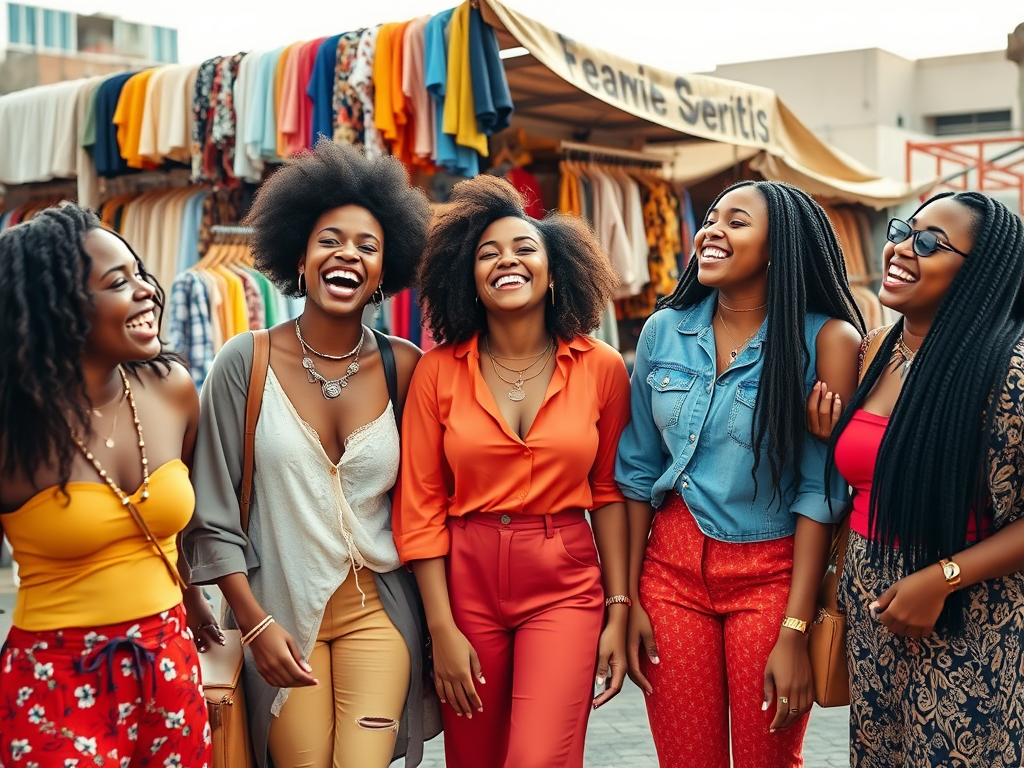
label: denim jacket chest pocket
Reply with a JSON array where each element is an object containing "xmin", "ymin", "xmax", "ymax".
[
  {"xmin": 647, "ymin": 366, "xmax": 699, "ymax": 430},
  {"xmin": 727, "ymin": 379, "xmax": 759, "ymax": 448}
]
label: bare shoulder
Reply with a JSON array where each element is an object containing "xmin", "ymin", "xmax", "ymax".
[
  {"xmin": 817, "ymin": 318, "xmax": 863, "ymax": 353},
  {"xmin": 136, "ymin": 359, "xmax": 199, "ymax": 410}
]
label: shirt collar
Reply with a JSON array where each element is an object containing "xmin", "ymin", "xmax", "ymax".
[{"xmin": 675, "ymin": 292, "xmax": 768, "ymax": 348}]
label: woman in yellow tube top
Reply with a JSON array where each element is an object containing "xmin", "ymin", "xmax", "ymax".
[{"xmin": 0, "ymin": 204, "xmax": 216, "ymax": 768}]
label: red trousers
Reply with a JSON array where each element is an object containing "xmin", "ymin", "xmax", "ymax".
[
  {"xmin": 0, "ymin": 605, "xmax": 211, "ymax": 768},
  {"xmin": 443, "ymin": 511, "xmax": 605, "ymax": 768},
  {"xmin": 639, "ymin": 495, "xmax": 808, "ymax": 768}
]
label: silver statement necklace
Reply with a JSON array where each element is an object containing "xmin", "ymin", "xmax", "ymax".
[{"xmin": 295, "ymin": 320, "xmax": 365, "ymax": 399}]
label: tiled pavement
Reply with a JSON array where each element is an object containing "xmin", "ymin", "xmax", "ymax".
[{"xmin": 0, "ymin": 569, "xmax": 849, "ymax": 767}]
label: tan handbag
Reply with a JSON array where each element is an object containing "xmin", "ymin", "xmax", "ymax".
[
  {"xmin": 197, "ymin": 329, "xmax": 269, "ymax": 768},
  {"xmin": 809, "ymin": 517, "xmax": 850, "ymax": 707},
  {"xmin": 808, "ymin": 325, "xmax": 891, "ymax": 707}
]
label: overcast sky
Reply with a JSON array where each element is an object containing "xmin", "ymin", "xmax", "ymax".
[{"xmin": 40, "ymin": 0, "xmax": 1024, "ymax": 72}]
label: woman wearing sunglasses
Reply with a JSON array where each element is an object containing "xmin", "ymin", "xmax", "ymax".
[{"xmin": 808, "ymin": 191, "xmax": 1024, "ymax": 767}]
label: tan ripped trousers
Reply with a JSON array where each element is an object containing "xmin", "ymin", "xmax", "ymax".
[{"xmin": 268, "ymin": 571, "xmax": 410, "ymax": 768}]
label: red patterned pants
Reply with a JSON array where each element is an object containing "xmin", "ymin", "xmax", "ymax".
[
  {"xmin": 0, "ymin": 605, "xmax": 211, "ymax": 768},
  {"xmin": 639, "ymin": 495, "xmax": 808, "ymax": 768}
]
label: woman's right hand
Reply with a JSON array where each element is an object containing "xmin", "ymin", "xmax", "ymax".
[
  {"xmin": 806, "ymin": 381, "xmax": 841, "ymax": 443},
  {"xmin": 626, "ymin": 603, "xmax": 659, "ymax": 695},
  {"xmin": 431, "ymin": 623, "xmax": 485, "ymax": 717},
  {"xmin": 248, "ymin": 622, "xmax": 318, "ymax": 689}
]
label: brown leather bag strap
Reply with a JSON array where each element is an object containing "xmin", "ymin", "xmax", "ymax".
[
  {"xmin": 240, "ymin": 329, "xmax": 270, "ymax": 533},
  {"xmin": 858, "ymin": 325, "xmax": 893, "ymax": 382},
  {"xmin": 124, "ymin": 500, "xmax": 189, "ymax": 592}
]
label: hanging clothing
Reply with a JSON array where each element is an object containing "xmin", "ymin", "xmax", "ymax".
[
  {"xmin": 442, "ymin": 2, "xmax": 488, "ymax": 157},
  {"xmin": 308, "ymin": 34, "xmax": 342, "ymax": 146},
  {"xmin": 468, "ymin": 4, "xmax": 513, "ymax": 136},
  {"xmin": 350, "ymin": 26, "xmax": 387, "ymax": 158},
  {"xmin": 402, "ymin": 17, "xmax": 434, "ymax": 163},
  {"xmin": 330, "ymin": 30, "xmax": 366, "ymax": 146},
  {"xmin": 233, "ymin": 50, "xmax": 266, "ymax": 183},
  {"xmin": 374, "ymin": 21, "xmax": 415, "ymax": 167},
  {"xmin": 425, "ymin": 8, "xmax": 477, "ymax": 177}
]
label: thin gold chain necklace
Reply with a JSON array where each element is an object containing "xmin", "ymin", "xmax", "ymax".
[
  {"xmin": 484, "ymin": 336, "xmax": 555, "ymax": 401},
  {"xmin": 717, "ymin": 310, "xmax": 759, "ymax": 363}
]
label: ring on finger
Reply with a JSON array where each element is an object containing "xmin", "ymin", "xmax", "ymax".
[
  {"xmin": 779, "ymin": 696, "xmax": 789, "ymax": 705},
  {"xmin": 789, "ymin": 708, "xmax": 799, "ymax": 713}
]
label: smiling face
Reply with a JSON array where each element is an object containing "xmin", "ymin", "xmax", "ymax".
[
  {"xmin": 300, "ymin": 205, "xmax": 384, "ymax": 315},
  {"xmin": 82, "ymin": 228, "xmax": 160, "ymax": 364},
  {"xmin": 474, "ymin": 216, "xmax": 550, "ymax": 316},
  {"xmin": 879, "ymin": 197, "xmax": 975, "ymax": 320},
  {"xmin": 694, "ymin": 186, "xmax": 770, "ymax": 293}
]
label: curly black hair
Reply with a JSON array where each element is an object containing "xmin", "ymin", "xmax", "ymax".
[
  {"xmin": 826, "ymin": 191, "xmax": 1024, "ymax": 632},
  {"xmin": 244, "ymin": 139, "xmax": 431, "ymax": 297},
  {"xmin": 418, "ymin": 175, "xmax": 619, "ymax": 345},
  {"xmin": 0, "ymin": 203, "xmax": 174, "ymax": 489},
  {"xmin": 660, "ymin": 180, "xmax": 866, "ymax": 503}
]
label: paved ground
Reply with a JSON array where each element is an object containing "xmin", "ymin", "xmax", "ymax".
[{"xmin": 0, "ymin": 568, "xmax": 849, "ymax": 766}]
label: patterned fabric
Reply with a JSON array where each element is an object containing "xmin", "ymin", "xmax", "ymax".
[
  {"xmin": 349, "ymin": 27, "xmax": 386, "ymax": 159},
  {"xmin": 0, "ymin": 605, "xmax": 211, "ymax": 768},
  {"xmin": 639, "ymin": 494, "xmax": 808, "ymax": 768},
  {"xmin": 842, "ymin": 531, "xmax": 1024, "ymax": 768},
  {"xmin": 190, "ymin": 58, "xmax": 220, "ymax": 182},
  {"xmin": 331, "ymin": 31, "xmax": 365, "ymax": 146},
  {"xmin": 166, "ymin": 271, "xmax": 215, "ymax": 389},
  {"xmin": 617, "ymin": 181, "xmax": 682, "ymax": 320},
  {"xmin": 839, "ymin": 337, "xmax": 1024, "ymax": 768}
]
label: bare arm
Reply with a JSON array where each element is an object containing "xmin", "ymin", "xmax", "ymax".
[
  {"xmin": 625, "ymin": 498, "xmax": 657, "ymax": 694},
  {"xmin": 591, "ymin": 500, "xmax": 629, "ymax": 707}
]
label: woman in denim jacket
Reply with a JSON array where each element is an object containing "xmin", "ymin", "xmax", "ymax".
[{"xmin": 615, "ymin": 181, "xmax": 864, "ymax": 768}]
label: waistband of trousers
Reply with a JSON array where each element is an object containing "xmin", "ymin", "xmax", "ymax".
[{"xmin": 452, "ymin": 509, "xmax": 586, "ymax": 532}]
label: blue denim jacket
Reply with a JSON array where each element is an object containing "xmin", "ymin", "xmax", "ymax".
[{"xmin": 615, "ymin": 293, "xmax": 848, "ymax": 542}]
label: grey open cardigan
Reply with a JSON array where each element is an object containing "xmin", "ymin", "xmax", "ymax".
[{"xmin": 182, "ymin": 331, "xmax": 441, "ymax": 768}]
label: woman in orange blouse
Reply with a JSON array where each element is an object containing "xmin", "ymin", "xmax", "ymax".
[{"xmin": 396, "ymin": 176, "xmax": 630, "ymax": 768}]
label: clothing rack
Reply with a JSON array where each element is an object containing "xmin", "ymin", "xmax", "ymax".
[
  {"xmin": 210, "ymin": 225, "xmax": 254, "ymax": 235},
  {"xmin": 559, "ymin": 140, "xmax": 666, "ymax": 169}
]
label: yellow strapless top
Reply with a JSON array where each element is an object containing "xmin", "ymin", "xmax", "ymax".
[{"xmin": 3, "ymin": 459, "xmax": 194, "ymax": 631}]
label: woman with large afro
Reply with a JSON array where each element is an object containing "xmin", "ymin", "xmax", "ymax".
[{"xmin": 184, "ymin": 140, "xmax": 440, "ymax": 768}]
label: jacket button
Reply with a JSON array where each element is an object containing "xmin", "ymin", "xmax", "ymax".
[
  {"xmin": 682, "ymin": 482, "xmax": 689, "ymax": 489},
  {"xmin": 500, "ymin": 514, "xmax": 512, "ymax": 525},
  {"xmin": 661, "ymin": 376, "xmax": 670, "ymax": 386},
  {"xmin": 689, "ymin": 434, "xmax": 695, "ymax": 442}
]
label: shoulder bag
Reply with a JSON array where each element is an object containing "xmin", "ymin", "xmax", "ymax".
[
  {"xmin": 809, "ymin": 326, "xmax": 890, "ymax": 707},
  {"xmin": 199, "ymin": 329, "xmax": 402, "ymax": 766}
]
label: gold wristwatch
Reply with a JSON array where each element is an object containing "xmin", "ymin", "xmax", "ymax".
[
  {"xmin": 781, "ymin": 616, "xmax": 809, "ymax": 634},
  {"xmin": 939, "ymin": 558, "xmax": 962, "ymax": 591}
]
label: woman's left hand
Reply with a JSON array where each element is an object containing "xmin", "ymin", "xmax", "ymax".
[
  {"xmin": 593, "ymin": 611, "xmax": 627, "ymax": 709},
  {"xmin": 763, "ymin": 632, "xmax": 813, "ymax": 732},
  {"xmin": 871, "ymin": 565, "xmax": 948, "ymax": 638},
  {"xmin": 184, "ymin": 586, "xmax": 226, "ymax": 653}
]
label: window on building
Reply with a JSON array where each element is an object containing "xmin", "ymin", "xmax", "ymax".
[
  {"xmin": 77, "ymin": 14, "xmax": 114, "ymax": 55},
  {"xmin": 152, "ymin": 25, "xmax": 178, "ymax": 63},
  {"xmin": 42, "ymin": 8, "xmax": 73, "ymax": 51},
  {"xmin": 8, "ymin": 3, "xmax": 39, "ymax": 47},
  {"xmin": 932, "ymin": 110, "xmax": 1013, "ymax": 137}
]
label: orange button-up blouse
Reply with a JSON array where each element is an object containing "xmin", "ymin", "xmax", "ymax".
[{"xmin": 394, "ymin": 333, "xmax": 630, "ymax": 562}]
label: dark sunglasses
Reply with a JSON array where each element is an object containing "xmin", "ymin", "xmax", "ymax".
[{"xmin": 887, "ymin": 218, "xmax": 969, "ymax": 259}]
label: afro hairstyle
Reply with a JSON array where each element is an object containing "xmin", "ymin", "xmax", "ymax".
[
  {"xmin": 418, "ymin": 175, "xmax": 619, "ymax": 345},
  {"xmin": 245, "ymin": 139, "xmax": 431, "ymax": 297}
]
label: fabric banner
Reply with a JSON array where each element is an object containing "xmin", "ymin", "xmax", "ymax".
[{"xmin": 482, "ymin": 0, "xmax": 932, "ymax": 208}]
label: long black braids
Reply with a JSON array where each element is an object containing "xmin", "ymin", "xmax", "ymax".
[
  {"xmin": 0, "ymin": 203, "xmax": 176, "ymax": 492},
  {"xmin": 825, "ymin": 191, "xmax": 1024, "ymax": 632},
  {"xmin": 659, "ymin": 180, "xmax": 865, "ymax": 502}
]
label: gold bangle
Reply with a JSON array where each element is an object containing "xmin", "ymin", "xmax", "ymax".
[
  {"xmin": 605, "ymin": 595, "xmax": 632, "ymax": 608},
  {"xmin": 781, "ymin": 616, "xmax": 809, "ymax": 634},
  {"xmin": 241, "ymin": 615, "xmax": 274, "ymax": 647}
]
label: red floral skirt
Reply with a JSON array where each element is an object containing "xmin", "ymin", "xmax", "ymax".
[{"xmin": 0, "ymin": 605, "xmax": 211, "ymax": 768}]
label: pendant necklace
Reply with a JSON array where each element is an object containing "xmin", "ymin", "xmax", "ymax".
[
  {"xmin": 484, "ymin": 336, "xmax": 555, "ymax": 401},
  {"xmin": 889, "ymin": 333, "xmax": 917, "ymax": 379},
  {"xmin": 92, "ymin": 381, "xmax": 127, "ymax": 448},
  {"xmin": 717, "ymin": 310, "xmax": 759, "ymax": 363},
  {"xmin": 72, "ymin": 366, "xmax": 150, "ymax": 502},
  {"xmin": 295, "ymin": 321, "xmax": 365, "ymax": 399}
]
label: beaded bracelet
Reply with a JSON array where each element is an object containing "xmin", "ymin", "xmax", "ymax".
[
  {"xmin": 604, "ymin": 595, "xmax": 632, "ymax": 608},
  {"xmin": 241, "ymin": 615, "xmax": 275, "ymax": 647}
]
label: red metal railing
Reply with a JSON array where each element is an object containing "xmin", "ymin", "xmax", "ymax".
[{"xmin": 905, "ymin": 136, "xmax": 1024, "ymax": 216}]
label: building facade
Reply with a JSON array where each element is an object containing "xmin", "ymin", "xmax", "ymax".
[{"xmin": 1, "ymin": 2, "xmax": 177, "ymax": 95}]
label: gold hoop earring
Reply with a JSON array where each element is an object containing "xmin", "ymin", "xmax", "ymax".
[
  {"xmin": 372, "ymin": 285, "xmax": 385, "ymax": 307},
  {"xmin": 549, "ymin": 283, "xmax": 556, "ymax": 306},
  {"xmin": 297, "ymin": 271, "xmax": 307, "ymax": 297},
  {"xmin": 475, "ymin": 295, "xmax": 480, "ymax": 308}
]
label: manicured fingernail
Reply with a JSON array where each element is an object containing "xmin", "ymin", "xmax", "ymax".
[
  {"xmin": 478, "ymin": 676, "xmax": 486, "ymax": 684},
  {"xmin": 644, "ymin": 689, "xmax": 652, "ymax": 697},
  {"xmin": 301, "ymin": 661, "xmax": 313, "ymax": 672},
  {"xmin": 762, "ymin": 701, "xmax": 769, "ymax": 711},
  {"xmin": 456, "ymin": 713, "xmax": 462, "ymax": 717},
  {"xmin": 478, "ymin": 707, "xmax": 483, "ymax": 713},
  {"xmin": 466, "ymin": 714, "xmax": 473, "ymax": 720},
  {"xmin": 596, "ymin": 676, "xmax": 606, "ymax": 687},
  {"xmin": 651, "ymin": 656, "xmax": 660, "ymax": 664},
  {"xmin": 770, "ymin": 728, "xmax": 776, "ymax": 734},
  {"xmin": 826, "ymin": 392, "xmax": 833, "ymax": 399}
]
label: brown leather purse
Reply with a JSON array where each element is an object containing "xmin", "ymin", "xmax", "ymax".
[
  {"xmin": 809, "ymin": 516, "xmax": 850, "ymax": 707},
  {"xmin": 808, "ymin": 325, "xmax": 890, "ymax": 708},
  {"xmin": 196, "ymin": 329, "xmax": 270, "ymax": 768}
]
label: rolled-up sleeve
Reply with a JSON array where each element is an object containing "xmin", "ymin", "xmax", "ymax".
[
  {"xmin": 183, "ymin": 332, "xmax": 260, "ymax": 584},
  {"xmin": 589, "ymin": 348, "xmax": 630, "ymax": 508},
  {"xmin": 394, "ymin": 351, "xmax": 452, "ymax": 562},
  {"xmin": 615, "ymin": 318, "xmax": 667, "ymax": 504},
  {"xmin": 790, "ymin": 430, "xmax": 849, "ymax": 524}
]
